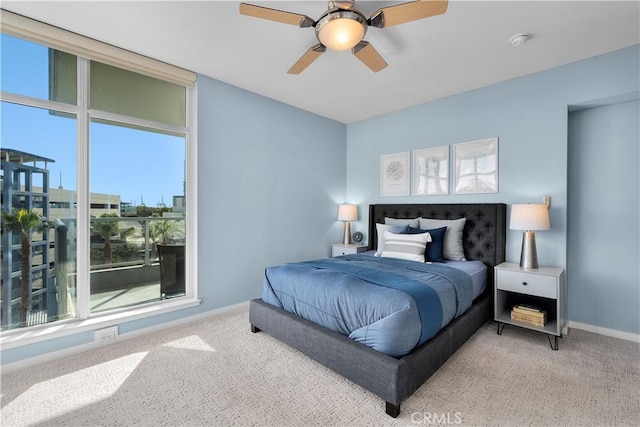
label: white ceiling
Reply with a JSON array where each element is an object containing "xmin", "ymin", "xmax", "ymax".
[{"xmin": 3, "ymin": 1, "xmax": 639, "ymax": 123}]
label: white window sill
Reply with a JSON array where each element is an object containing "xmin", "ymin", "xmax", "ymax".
[{"xmin": 0, "ymin": 297, "xmax": 201, "ymax": 350}]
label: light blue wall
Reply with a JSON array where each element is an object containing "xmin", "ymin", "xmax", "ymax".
[
  {"xmin": 346, "ymin": 46, "xmax": 639, "ymax": 331},
  {"xmin": 1, "ymin": 76, "xmax": 347, "ymax": 365},
  {"xmin": 196, "ymin": 78, "xmax": 347, "ymax": 309},
  {"xmin": 568, "ymin": 100, "xmax": 639, "ymax": 334}
]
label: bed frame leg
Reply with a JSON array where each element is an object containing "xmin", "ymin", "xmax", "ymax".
[
  {"xmin": 385, "ymin": 402, "xmax": 400, "ymax": 418},
  {"xmin": 250, "ymin": 324, "xmax": 261, "ymax": 333}
]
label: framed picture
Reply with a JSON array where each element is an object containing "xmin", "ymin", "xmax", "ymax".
[
  {"xmin": 380, "ymin": 152, "xmax": 410, "ymax": 196},
  {"xmin": 412, "ymin": 145, "xmax": 449, "ymax": 195},
  {"xmin": 454, "ymin": 137, "xmax": 499, "ymax": 194}
]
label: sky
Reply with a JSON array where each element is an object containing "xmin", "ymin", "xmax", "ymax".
[{"xmin": 1, "ymin": 34, "xmax": 185, "ymax": 207}]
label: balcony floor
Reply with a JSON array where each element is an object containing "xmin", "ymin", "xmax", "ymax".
[
  {"xmin": 90, "ymin": 281, "xmax": 162, "ymax": 313},
  {"xmin": 4, "ymin": 280, "xmax": 183, "ymax": 330}
]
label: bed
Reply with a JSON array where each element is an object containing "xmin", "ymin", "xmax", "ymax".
[{"xmin": 250, "ymin": 203, "xmax": 506, "ymax": 417}]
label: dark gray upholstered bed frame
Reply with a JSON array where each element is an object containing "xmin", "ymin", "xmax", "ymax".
[{"xmin": 250, "ymin": 203, "xmax": 506, "ymax": 417}]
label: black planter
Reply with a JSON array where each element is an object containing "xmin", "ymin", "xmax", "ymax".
[{"xmin": 157, "ymin": 244, "xmax": 185, "ymax": 297}]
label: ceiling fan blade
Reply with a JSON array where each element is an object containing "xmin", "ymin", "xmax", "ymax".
[
  {"xmin": 352, "ymin": 41, "xmax": 388, "ymax": 73},
  {"xmin": 288, "ymin": 44, "xmax": 327, "ymax": 74},
  {"xmin": 239, "ymin": 3, "xmax": 314, "ymax": 28},
  {"xmin": 369, "ymin": 0, "xmax": 448, "ymax": 28}
]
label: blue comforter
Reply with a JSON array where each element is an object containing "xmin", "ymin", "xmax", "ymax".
[{"xmin": 262, "ymin": 254, "xmax": 474, "ymax": 357}]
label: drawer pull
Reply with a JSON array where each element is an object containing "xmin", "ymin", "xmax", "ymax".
[{"xmin": 522, "ymin": 281, "xmax": 528, "ymax": 286}]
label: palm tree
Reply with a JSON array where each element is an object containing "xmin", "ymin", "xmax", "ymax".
[
  {"xmin": 150, "ymin": 219, "xmax": 184, "ymax": 245},
  {"xmin": 1, "ymin": 208, "xmax": 50, "ymax": 327},
  {"xmin": 91, "ymin": 213, "xmax": 134, "ymax": 264}
]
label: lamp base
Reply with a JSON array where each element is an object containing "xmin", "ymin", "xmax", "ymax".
[
  {"xmin": 520, "ymin": 231, "xmax": 539, "ymax": 269},
  {"xmin": 343, "ymin": 222, "xmax": 351, "ymax": 245}
]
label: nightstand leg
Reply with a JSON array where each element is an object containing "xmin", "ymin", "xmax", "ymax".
[
  {"xmin": 547, "ymin": 335, "xmax": 558, "ymax": 350},
  {"xmin": 497, "ymin": 322, "xmax": 505, "ymax": 335}
]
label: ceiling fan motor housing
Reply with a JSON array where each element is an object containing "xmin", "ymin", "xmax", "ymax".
[{"xmin": 329, "ymin": 0, "xmax": 356, "ymax": 10}]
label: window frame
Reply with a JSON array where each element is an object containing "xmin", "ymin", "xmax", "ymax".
[{"xmin": 0, "ymin": 11, "xmax": 199, "ymax": 349}]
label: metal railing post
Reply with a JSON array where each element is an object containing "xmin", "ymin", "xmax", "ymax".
[
  {"xmin": 144, "ymin": 218, "xmax": 150, "ymax": 266},
  {"xmin": 54, "ymin": 219, "xmax": 68, "ymax": 319}
]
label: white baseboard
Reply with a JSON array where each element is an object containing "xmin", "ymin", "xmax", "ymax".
[
  {"xmin": 568, "ymin": 321, "xmax": 640, "ymax": 343},
  {"xmin": 0, "ymin": 301, "xmax": 249, "ymax": 374}
]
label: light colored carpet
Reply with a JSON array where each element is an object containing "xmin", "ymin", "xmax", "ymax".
[{"xmin": 1, "ymin": 306, "xmax": 638, "ymax": 426}]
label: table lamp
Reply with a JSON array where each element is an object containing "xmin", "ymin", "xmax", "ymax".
[
  {"xmin": 510, "ymin": 204, "xmax": 550, "ymax": 269},
  {"xmin": 337, "ymin": 204, "xmax": 358, "ymax": 245}
]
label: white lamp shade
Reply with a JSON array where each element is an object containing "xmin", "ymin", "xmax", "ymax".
[
  {"xmin": 510, "ymin": 204, "xmax": 550, "ymax": 231},
  {"xmin": 337, "ymin": 204, "xmax": 358, "ymax": 221}
]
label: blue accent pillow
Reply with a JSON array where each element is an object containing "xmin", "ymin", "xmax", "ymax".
[
  {"xmin": 389, "ymin": 225, "xmax": 409, "ymax": 233},
  {"xmin": 406, "ymin": 226, "xmax": 447, "ymax": 262}
]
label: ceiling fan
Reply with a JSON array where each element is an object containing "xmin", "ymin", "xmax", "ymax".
[{"xmin": 239, "ymin": 0, "xmax": 448, "ymax": 74}]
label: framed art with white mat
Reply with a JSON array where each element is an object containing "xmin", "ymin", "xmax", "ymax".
[
  {"xmin": 412, "ymin": 145, "xmax": 449, "ymax": 195},
  {"xmin": 380, "ymin": 152, "xmax": 410, "ymax": 196},
  {"xmin": 454, "ymin": 137, "xmax": 499, "ymax": 194}
]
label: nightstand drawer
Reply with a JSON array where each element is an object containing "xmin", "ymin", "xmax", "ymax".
[
  {"xmin": 332, "ymin": 244, "xmax": 367, "ymax": 257},
  {"xmin": 497, "ymin": 270, "xmax": 557, "ymax": 299}
]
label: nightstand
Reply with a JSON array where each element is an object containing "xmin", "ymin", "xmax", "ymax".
[
  {"xmin": 494, "ymin": 262, "xmax": 566, "ymax": 350},
  {"xmin": 332, "ymin": 243, "xmax": 368, "ymax": 257}
]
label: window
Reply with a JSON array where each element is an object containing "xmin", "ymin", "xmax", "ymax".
[
  {"xmin": 89, "ymin": 120, "xmax": 187, "ymax": 312},
  {"xmin": 1, "ymin": 48, "xmax": 79, "ymax": 329},
  {"xmin": 1, "ymin": 13, "xmax": 197, "ymax": 336},
  {"xmin": 1, "ymin": 34, "xmax": 77, "ymax": 104}
]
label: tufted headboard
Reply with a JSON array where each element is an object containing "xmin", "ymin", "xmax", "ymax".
[{"xmin": 368, "ymin": 203, "xmax": 507, "ymax": 285}]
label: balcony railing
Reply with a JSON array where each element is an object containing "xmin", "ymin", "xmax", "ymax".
[
  {"xmin": 89, "ymin": 216, "xmax": 185, "ymax": 270},
  {"xmin": 1, "ymin": 216, "xmax": 185, "ymax": 330}
]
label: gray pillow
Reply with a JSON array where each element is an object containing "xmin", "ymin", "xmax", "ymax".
[
  {"xmin": 384, "ymin": 217, "xmax": 420, "ymax": 228},
  {"xmin": 419, "ymin": 217, "xmax": 467, "ymax": 260}
]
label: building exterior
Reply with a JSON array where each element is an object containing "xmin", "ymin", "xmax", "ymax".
[{"xmin": 1, "ymin": 148, "xmax": 121, "ymax": 329}]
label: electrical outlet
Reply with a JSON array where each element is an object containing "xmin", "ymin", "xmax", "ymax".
[{"xmin": 95, "ymin": 326, "xmax": 118, "ymax": 343}]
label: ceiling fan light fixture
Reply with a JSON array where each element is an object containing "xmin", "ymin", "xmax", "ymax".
[
  {"xmin": 240, "ymin": 0, "xmax": 450, "ymax": 73},
  {"xmin": 316, "ymin": 10, "xmax": 366, "ymax": 51}
]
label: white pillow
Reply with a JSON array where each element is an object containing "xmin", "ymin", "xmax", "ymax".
[
  {"xmin": 375, "ymin": 223, "xmax": 409, "ymax": 256},
  {"xmin": 419, "ymin": 217, "xmax": 467, "ymax": 260},
  {"xmin": 380, "ymin": 231, "xmax": 431, "ymax": 263}
]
